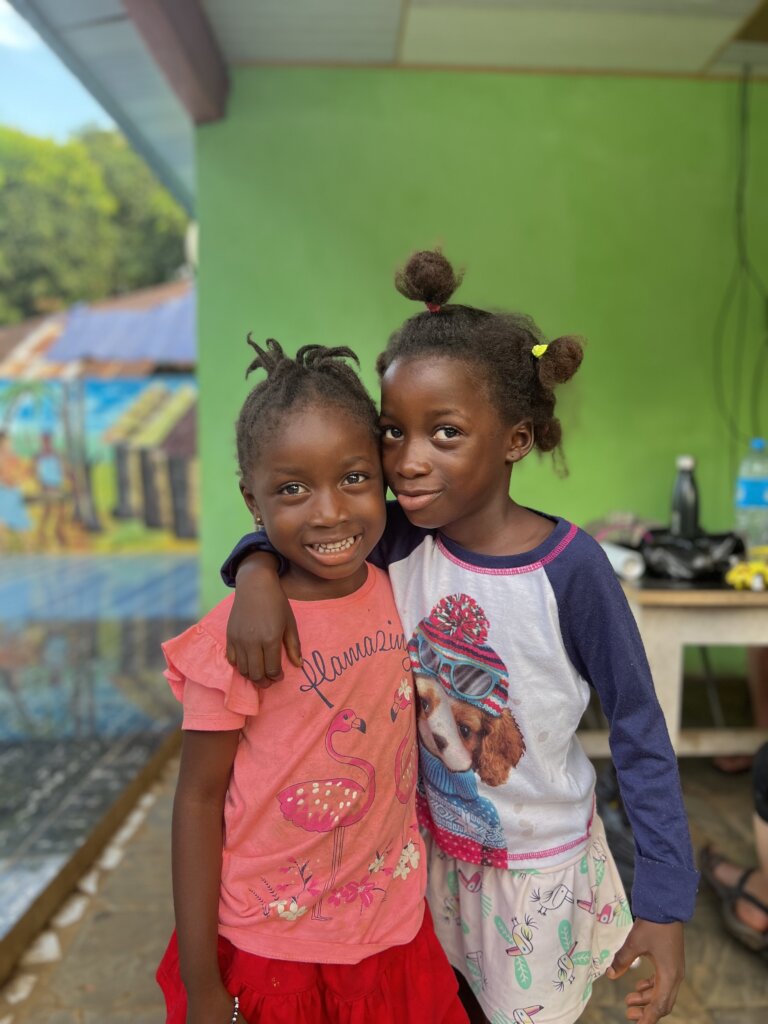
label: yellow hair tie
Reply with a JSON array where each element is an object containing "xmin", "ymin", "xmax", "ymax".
[{"xmin": 532, "ymin": 343, "xmax": 549, "ymax": 359}]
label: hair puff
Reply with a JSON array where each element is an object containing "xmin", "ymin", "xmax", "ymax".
[
  {"xmin": 394, "ymin": 249, "xmax": 463, "ymax": 307},
  {"xmin": 536, "ymin": 335, "xmax": 584, "ymax": 389}
]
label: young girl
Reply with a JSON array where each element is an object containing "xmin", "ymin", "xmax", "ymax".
[
  {"xmin": 221, "ymin": 253, "xmax": 699, "ymax": 1024},
  {"xmin": 156, "ymin": 338, "xmax": 467, "ymax": 1024}
]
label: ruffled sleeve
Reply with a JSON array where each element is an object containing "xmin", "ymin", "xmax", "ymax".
[{"xmin": 162, "ymin": 620, "xmax": 260, "ymax": 728}]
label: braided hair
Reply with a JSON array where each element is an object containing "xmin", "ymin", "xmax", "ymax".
[
  {"xmin": 236, "ymin": 336, "xmax": 379, "ymax": 479},
  {"xmin": 376, "ymin": 250, "xmax": 584, "ymax": 462}
]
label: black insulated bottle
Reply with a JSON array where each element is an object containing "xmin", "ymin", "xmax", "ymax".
[{"xmin": 670, "ymin": 454, "xmax": 699, "ymax": 539}]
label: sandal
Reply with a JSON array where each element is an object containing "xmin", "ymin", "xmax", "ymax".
[
  {"xmin": 700, "ymin": 847, "xmax": 768, "ymax": 956},
  {"xmin": 721, "ymin": 889, "xmax": 768, "ymax": 956}
]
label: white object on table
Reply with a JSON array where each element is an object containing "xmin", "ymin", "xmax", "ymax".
[{"xmin": 600, "ymin": 541, "xmax": 646, "ymax": 581}]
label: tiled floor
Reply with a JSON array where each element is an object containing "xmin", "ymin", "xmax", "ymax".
[
  {"xmin": 0, "ymin": 555, "xmax": 196, "ymax": 943},
  {"xmin": 2, "ymin": 756, "xmax": 767, "ymax": 1024}
]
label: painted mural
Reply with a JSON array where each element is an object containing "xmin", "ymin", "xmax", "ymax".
[{"xmin": 0, "ymin": 376, "xmax": 197, "ymax": 554}]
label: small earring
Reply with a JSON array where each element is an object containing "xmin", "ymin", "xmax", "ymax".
[{"xmin": 254, "ymin": 513, "xmax": 263, "ymax": 529}]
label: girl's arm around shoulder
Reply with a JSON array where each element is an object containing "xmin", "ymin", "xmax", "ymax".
[
  {"xmin": 219, "ymin": 503, "xmax": 431, "ymax": 683},
  {"xmin": 173, "ymin": 728, "xmax": 242, "ymax": 1024},
  {"xmin": 544, "ymin": 528, "xmax": 699, "ymax": 923}
]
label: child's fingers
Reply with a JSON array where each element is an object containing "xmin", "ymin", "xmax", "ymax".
[
  {"xmin": 262, "ymin": 637, "xmax": 285, "ymax": 681},
  {"xmin": 236, "ymin": 643, "xmax": 263, "ymax": 683},
  {"xmin": 626, "ymin": 976, "xmax": 655, "ymax": 1001},
  {"xmin": 627, "ymin": 972, "xmax": 681, "ymax": 1024},
  {"xmin": 285, "ymin": 620, "xmax": 303, "ymax": 668}
]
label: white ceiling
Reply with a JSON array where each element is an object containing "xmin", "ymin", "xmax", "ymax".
[{"xmin": 8, "ymin": 0, "xmax": 768, "ymax": 212}]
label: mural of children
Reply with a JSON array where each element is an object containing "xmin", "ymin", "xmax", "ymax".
[
  {"xmin": 0, "ymin": 430, "xmax": 31, "ymax": 550},
  {"xmin": 34, "ymin": 431, "xmax": 69, "ymax": 548}
]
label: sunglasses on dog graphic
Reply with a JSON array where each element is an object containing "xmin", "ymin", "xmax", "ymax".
[{"xmin": 411, "ymin": 632, "xmax": 505, "ymax": 701}]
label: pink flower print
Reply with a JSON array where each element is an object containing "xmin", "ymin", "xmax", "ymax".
[
  {"xmin": 357, "ymin": 879, "xmax": 380, "ymax": 909},
  {"xmin": 328, "ymin": 878, "xmax": 384, "ymax": 911},
  {"xmin": 433, "ymin": 594, "xmax": 489, "ymax": 644}
]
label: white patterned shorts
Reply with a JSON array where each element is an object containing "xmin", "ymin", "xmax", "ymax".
[{"xmin": 424, "ymin": 814, "xmax": 633, "ymax": 1024}]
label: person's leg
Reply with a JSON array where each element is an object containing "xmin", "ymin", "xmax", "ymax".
[
  {"xmin": 747, "ymin": 648, "xmax": 768, "ymax": 729},
  {"xmin": 707, "ymin": 742, "xmax": 768, "ymax": 933},
  {"xmin": 714, "ymin": 647, "xmax": 768, "ymax": 773}
]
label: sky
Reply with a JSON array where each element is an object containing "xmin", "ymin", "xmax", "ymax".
[{"xmin": 0, "ymin": 0, "xmax": 113, "ymax": 140}]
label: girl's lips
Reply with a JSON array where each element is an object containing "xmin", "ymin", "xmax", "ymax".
[
  {"xmin": 304, "ymin": 534, "xmax": 363, "ymax": 565},
  {"xmin": 396, "ymin": 491, "xmax": 441, "ymax": 512}
]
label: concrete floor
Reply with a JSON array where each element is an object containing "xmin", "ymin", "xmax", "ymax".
[{"xmin": 1, "ymin": 755, "xmax": 766, "ymax": 1024}]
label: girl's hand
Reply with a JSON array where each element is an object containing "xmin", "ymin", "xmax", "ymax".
[
  {"xmin": 186, "ymin": 984, "xmax": 246, "ymax": 1024},
  {"xmin": 226, "ymin": 553, "xmax": 301, "ymax": 683},
  {"xmin": 607, "ymin": 919, "xmax": 684, "ymax": 1022}
]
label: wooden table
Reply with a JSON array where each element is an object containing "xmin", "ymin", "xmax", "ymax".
[{"xmin": 579, "ymin": 583, "xmax": 768, "ymax": 758}]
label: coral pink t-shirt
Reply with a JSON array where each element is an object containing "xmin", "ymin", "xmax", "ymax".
[{"xmin": 162, "ymin": 564, "xmax": 424, "ymax": 964}]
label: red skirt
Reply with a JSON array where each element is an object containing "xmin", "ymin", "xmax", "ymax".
[{"xmin": 157, "ymin": 902, "xmax": 468, "ymax": 1024}]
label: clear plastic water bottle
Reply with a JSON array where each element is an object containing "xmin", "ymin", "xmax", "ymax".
[
  {"xmin": 735, "ymin": 438, "xmax": 768, "ymax": 557},
  {"xmin": 670, "ymin": 455, "xmax": 699, "ymax": 539}
]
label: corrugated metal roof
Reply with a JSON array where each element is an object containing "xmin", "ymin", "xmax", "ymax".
[{"xmin": 45, "ymin": 287, "xmax": 195, "ymax": 365}]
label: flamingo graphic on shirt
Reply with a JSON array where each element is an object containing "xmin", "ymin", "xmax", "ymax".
[{"xmin": 277, "ymin": 708, "xmax": 375, "ymax": 921}]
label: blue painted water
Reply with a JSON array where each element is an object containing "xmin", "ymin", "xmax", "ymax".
[{"xmin": 0, "ymin": 554, "xmax": 197, "ymax": 941}]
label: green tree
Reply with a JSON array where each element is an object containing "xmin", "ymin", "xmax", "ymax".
[
  {"xmin": 77, "ymin": 128, "xmax": 187, "ymax": 295},
  {"xmin": 0, "ymin": 126, "xmax": 117, "ymax": 323}
]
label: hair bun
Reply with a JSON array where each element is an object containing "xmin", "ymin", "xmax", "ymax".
[
  {"xmin": 537, "ymin": 334, "xmax": 584, "ymax": 388},
  {"xmin": 395, "ymin": 249, "xmax": 463, "ymax": 307}
]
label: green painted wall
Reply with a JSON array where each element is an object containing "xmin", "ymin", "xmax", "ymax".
[{"xmin": 197, "ymin": 68, "xmax": 768, "ymax": 614}]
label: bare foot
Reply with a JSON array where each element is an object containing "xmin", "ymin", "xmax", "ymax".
[{"xmin": 711, "ymin": 858, "xmax": 768, "ymax": 933}]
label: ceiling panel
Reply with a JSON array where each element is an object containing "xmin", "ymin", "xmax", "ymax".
[
  {"xmin": 203, "ymin": 0, "xmax": 403, "ymax": 64},
  {"xmin": 399, "ymin": 6, "xmax": 745, "ymax": 71},
  {"xmin": 410, "ymin": 0, "xmax": 757, "ymax": 14},
  {"xmin": 15, "ymin": 0, "xmax": 126, "ymax": 31}
]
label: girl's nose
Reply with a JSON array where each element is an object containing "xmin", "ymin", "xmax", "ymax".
[
  {"xmin": 395, "ymin": 442, "xmax": 431, "ymax": 479},
  {"xmin": 309, "ymin": 492, "xmax": 348, "ymax": 526}
]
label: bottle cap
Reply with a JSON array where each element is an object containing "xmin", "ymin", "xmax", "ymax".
[
  {"xmin": 676, "ymin": 455, "xmax": 695, "ymax": 470},
  {"xmin": 750, "ymin": 438, "xmax": 766, "ymax": 452}
]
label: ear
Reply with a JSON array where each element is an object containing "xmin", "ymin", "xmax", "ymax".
[
  {"xmin": 505, "ymin": 419, "xmax": 534, "ymax": 465},
  {"xmin": 239, "ymin": 481, "xmax": 262, "ymax": 527},
  {"xmin": 476, "ymin": 709, "xmax": 526, "ymax": 786}
]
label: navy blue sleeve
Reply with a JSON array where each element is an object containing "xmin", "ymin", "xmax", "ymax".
[
  {"xmin": 220, "ymin": 530, "xmax": 284, "ymax": 586},
  {"xmin": 545, "ymin": 529, "xmax": 699, "ymax": 923},
  {"xmin": 220, "ymin": 501, "xmax": 430, "ymax": 586}
]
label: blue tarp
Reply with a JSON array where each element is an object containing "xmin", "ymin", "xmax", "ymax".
[{"xmin": 45, "ymin": 287, "xmax": 195, "ymax": 364}]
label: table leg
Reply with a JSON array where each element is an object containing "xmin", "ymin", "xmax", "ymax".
[{"xmin": 637, "ymin": 607, "xmax": 684, "ymax": 753}]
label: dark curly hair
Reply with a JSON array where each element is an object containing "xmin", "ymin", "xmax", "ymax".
[
  {"xmin": 376, "ymin": 250, "xmax": 584, "ymax": 460},
  {"xmin": 236, "ymin": 336, "xmax": 379, "ymax": 478}
]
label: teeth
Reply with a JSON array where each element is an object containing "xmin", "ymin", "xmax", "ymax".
[{"xmin": 313, "ymin": 537, "xmax": 356, "ymax": 553}]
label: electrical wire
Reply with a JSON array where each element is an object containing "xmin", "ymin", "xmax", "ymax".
[{"xmin": 711, "ymin": 67, "xmax": 768, "ymax": 484}]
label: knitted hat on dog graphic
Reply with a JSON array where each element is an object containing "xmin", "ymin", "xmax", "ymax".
[{"xmin": 407, "ymin": 594, "xmax": 509, "ymax": 717}]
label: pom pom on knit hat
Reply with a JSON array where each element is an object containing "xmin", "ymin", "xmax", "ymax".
[{"xmin": 407, "ymin": 594, "xmax": 509, "ymax": 717}]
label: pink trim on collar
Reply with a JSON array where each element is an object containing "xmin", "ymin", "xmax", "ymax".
[{"xmin": 436, "ymin": 522, "xmax": 578, "ymax": 575}]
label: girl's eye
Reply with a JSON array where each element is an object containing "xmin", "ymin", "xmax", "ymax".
[
  {"xmin": 343, "ymin": 472, "xmax": 368, "ymax": 486},
  {"xmin": 278, "ymin": 483, "xmax": 307, "ymax": 496},
  {"xmin": 380, "ymin": 425, "xmax": 403, "ymax": 441},
  {"xmin": 434, "ymin": 426, "xmax": 461, "ymax": 440}
]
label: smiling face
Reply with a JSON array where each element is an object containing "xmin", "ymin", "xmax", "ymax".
[
  {"xmin": 240, "ymin": 402, "xmax": 386, "ymax": 600},
  {"xmin": 379, "ymin": 356, "xmax": 531, "ymax": 548}
]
